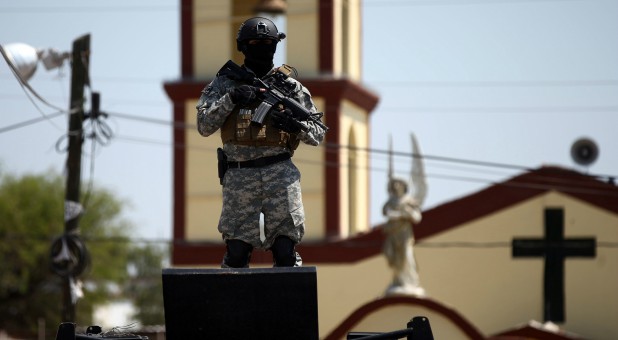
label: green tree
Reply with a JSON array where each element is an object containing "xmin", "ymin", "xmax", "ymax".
[
  {"xmin": 126, "ymin": 244, "xmax": 167, "ymax": 326},
  {"xmin": 0, "ymin": 170, "xmax": 142, "ymax": 336}
]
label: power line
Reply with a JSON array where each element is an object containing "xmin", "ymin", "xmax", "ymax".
[
  {"xmin": 5, "ymin": 75, "xmax": 618, "ymax": 90},
  {"xmin": 338, "ymin": 142, "xmax": 529, "ymax": 171},
  {"xmin": 104, "ymin": 110, "xmax": 618, "ymax": 182},
  {"xmin": 0, "ymin": 72, "xmax": 167, "ymax": 84},
  {"xmin": 377, "ymin": 105, "xmax": 618, "ymax": 114},
  {"xmin": 364, "ymin": 0, "xmax": 587, "ymax": 6},
  {"xmin": 0, "ymin": 44, "xmax": 68, "ymax": 113},
  {"xmin": 2, "ymin": 102, "xmax": 615, "ymax": 192},
  {"xmin": 0, "ymin": 0, "xmax": 590, "ymax": 14},
  {"xmin": 0, "ymin": 43, "xmax": 80, "ymax": 135},
  {"xmin": 0, "ymin": 93, "xmax": 171, "ymax": 107},
  {"xmin": 107, "ymin": 132, "xmax": 618, "ymax": 198},
  {"xmin": 0, "ymin": 111, "xmax": 64, "ymax": 134},
  {"xmin": 368, "ymin": 79, "xmax": 618, "ymax": 88},
  {"xmin": 107, "ymin": 111, "xmax": 190, "ymax": 129},
  {"xmin": 8, "ymin": 74, "xmax": 618, "ymax": 88},
  {"xmin": 5, "ymin": 234, "xmax": 618, "ymax": 249},
  {"xmin": 0, "ymin": 5, "xmax": 177, "ymax": 13},
  {"xmin": 8, "ymin": 76, "xmax": 618, "ymax": 89},
  {"xmin": 1, "ymin": 61, "xmax": 615, "ymax": 195}
]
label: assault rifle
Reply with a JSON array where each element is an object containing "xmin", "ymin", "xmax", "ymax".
[{"xmin": 218, "ymin": 60, "xmax": 328, "ymax": 132}]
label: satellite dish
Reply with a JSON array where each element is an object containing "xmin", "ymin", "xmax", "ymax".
[{"xmin": 571, "ymin": 138, "xmax": 599, "ymax": 166}]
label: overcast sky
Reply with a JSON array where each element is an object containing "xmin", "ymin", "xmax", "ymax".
[{"xmin": 1, "ymin": 0, "xmax": 617, "ymax": 242}]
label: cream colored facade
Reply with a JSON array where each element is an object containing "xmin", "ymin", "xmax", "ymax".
[
  {"xmin": 412, "ymin": 191, "xmax": 618, "ymax": 339},
  {"xmin": 311, "ymin": 189, "xmax": 618, "ymax": 339},
  {"xmin": 169, "ymin": 1, "xmax": 618, "ymax": 339},
  {"xmin": 184, "ymin": 0, "xmax": 371, "ymax": 242},
  {"xmin": 178, "ymin": 179, "xmax": 618, "ymax": 339},
  {"xmin": 192, "ymin": 0, "xmax": 362, "ymax": 79}
]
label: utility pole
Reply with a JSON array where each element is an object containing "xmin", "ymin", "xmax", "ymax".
[{"xmin": 62, "ymin": 33, "xmax": 90, "ymax": 322}]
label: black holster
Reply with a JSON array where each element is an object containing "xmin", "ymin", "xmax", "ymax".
[{"xmin": 217, "ymin": 147, "xmax": 228, "ymax": 185}]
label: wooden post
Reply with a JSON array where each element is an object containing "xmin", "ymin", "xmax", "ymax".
[{"xmin": 62, "ymin": 33, "xmax": 90, "ymax": 322}]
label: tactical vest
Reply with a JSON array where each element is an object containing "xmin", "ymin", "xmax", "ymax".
[{"xmin": 220, "ymin": 101, "xmax": 300, "ymax": 150}]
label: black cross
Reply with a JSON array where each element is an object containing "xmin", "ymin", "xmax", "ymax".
[{"xmin": 512, "ymin": 208, "xmax": 596, "ymax": 323}]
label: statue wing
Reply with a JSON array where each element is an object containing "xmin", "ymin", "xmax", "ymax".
[{"xmin": 410, "ymin": 133, "xmax": 427, "ymax": 207}]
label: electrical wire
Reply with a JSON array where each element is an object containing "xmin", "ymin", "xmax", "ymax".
[
  {"xmin": 0, "ymin": 111, "xmax": 64, "ymax": 134},
  {"xmin": 1, "ymin": 3, "xmax": 615, "ymax": 252},
  {"xmin": 0, "ymin": 42, "xmax": 108, "ymax": 211},
  {"xmin": 0, "ymin": 44, "xmax": 73, "ymax": 114},
  {"xmin": 369, "ymin": 79, "xmax": 618, "ymax": 88},
  {"xmin": 74, "ymin": 108, "xmax": 116, "ymax": 210},
  {"xmin": 0, "ymin": 5, "xmax": 177, "ymax": 13},
  {"xmin": 106, "ymin": 133, "xmax": 618, "ymax": 199},
  {"xmin": 0, "ymin": 0, "xmax": 592, "ymax": 14},
  {"xmin": 100, "ymin": 110, "xmax": 618, "ymax": 184},
  {"xmin": 376, "ymin": 105, "xmax": 618, "ymax": 114},
  {"xmin": 364, "ymin": 0, "xmax": 588, "ymax": 6},
  {"xmin": 1, "ymin": 45, "xmax": 616, "ymax": 225},
  {"xmin": 106, "ymin": 111, "xmax": 191, "ymax": 129},
  {"xmin": 0, "ymin": 77, "xmax": 66, "ymax": 132},
  {"xmin": 4, "ymin": 233, "xmax": 618, "ymax": 248},
  {"xmin": 3, "ymin": 101, "xmax": 612, "ymax": 199},
  {"xmin": 0, "ymin": 43, "xmax": 80, "ymax": 135}
]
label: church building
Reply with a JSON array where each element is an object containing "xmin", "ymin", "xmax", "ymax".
[{"xmin": 163, "ymin": 1, "xmax": 618, "ymax": 339}]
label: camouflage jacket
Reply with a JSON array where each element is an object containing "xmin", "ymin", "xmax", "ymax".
[{"xmin": 196, "ymin": 65, "xmax": 326, "ymax": 162}]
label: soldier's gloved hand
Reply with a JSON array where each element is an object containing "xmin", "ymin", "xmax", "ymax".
[
  {"xmin": 271, "ymin": 108, "xmax": 306, "ymax": 133},
  {"xmin": 228, "ymin": 85, "xmax": 263, "ymax": 106}
]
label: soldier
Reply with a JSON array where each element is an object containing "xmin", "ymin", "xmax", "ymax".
[{"xmin": 196, "ymin": 17, "xmax": 327, "ymax": 268}]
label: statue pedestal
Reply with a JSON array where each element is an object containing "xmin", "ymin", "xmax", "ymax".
[{"xmin": 385, "ymin": 284, "xmax": 427, "ymax": 298}]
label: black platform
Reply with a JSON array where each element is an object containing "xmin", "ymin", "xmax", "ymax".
[{"xmin": 162, "ymin": 267, "xmax": 319, "ymax": 340}]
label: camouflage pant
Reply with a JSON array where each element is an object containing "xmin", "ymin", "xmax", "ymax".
[{"xmin": 218, "ymin": 159, "xmax": 305, "ymax": 249}]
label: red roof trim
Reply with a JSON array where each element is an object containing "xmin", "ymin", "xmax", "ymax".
[
  {"xmin": 169, "ymin": 166, "xmax": 618, "ymax": 265},
  {"xmin": 163, "ymin": 78, "xmax": 378, "ymax": 114},
  {"xmin": 414, "ymin": 166, "xmax": 618, "ymax": 240},
  {"xmin": 323, "ymin": 296, "xmax": 485, "ymax": 340}
]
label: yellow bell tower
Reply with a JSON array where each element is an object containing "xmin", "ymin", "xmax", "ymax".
[{"xmin": 165, "ymin": 0, "xmax": 379, "ymax": 265}]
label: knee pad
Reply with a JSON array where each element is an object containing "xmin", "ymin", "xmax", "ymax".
[
  {"xmin": 222, "ymin": 240, "xmax": 253, "ymax": 268},
  {"xmin": 271, "ymin": 236, "xmax": 298, "ymax": 267}
]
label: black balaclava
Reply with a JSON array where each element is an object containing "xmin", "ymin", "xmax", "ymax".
[{"xmin": 243, "ymin": 41, "xmax": 277, "ymax": 78}]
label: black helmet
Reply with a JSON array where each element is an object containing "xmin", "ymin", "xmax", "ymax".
[{"xmin": 236, "ymin": 17, "xmax": 286, "ymax": 52}]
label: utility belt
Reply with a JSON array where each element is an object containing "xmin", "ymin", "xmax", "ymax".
[{"xmin": 217, "ymin": 148, "xmax": 291, "ymax": 185}]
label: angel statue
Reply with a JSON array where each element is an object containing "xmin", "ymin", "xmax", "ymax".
[{"xmin": 382, "ymin": 133, "xmax": 427, "ymax": 296}]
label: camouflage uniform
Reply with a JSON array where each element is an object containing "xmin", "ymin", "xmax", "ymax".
[{"xmin": 196, "ymin": 66, "xmax": 325, "ymax": 250}]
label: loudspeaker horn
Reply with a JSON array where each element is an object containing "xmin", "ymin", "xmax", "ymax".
[{"xmin": 571, "ymin": 137, "xmax": 599, "ymax": 166}]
